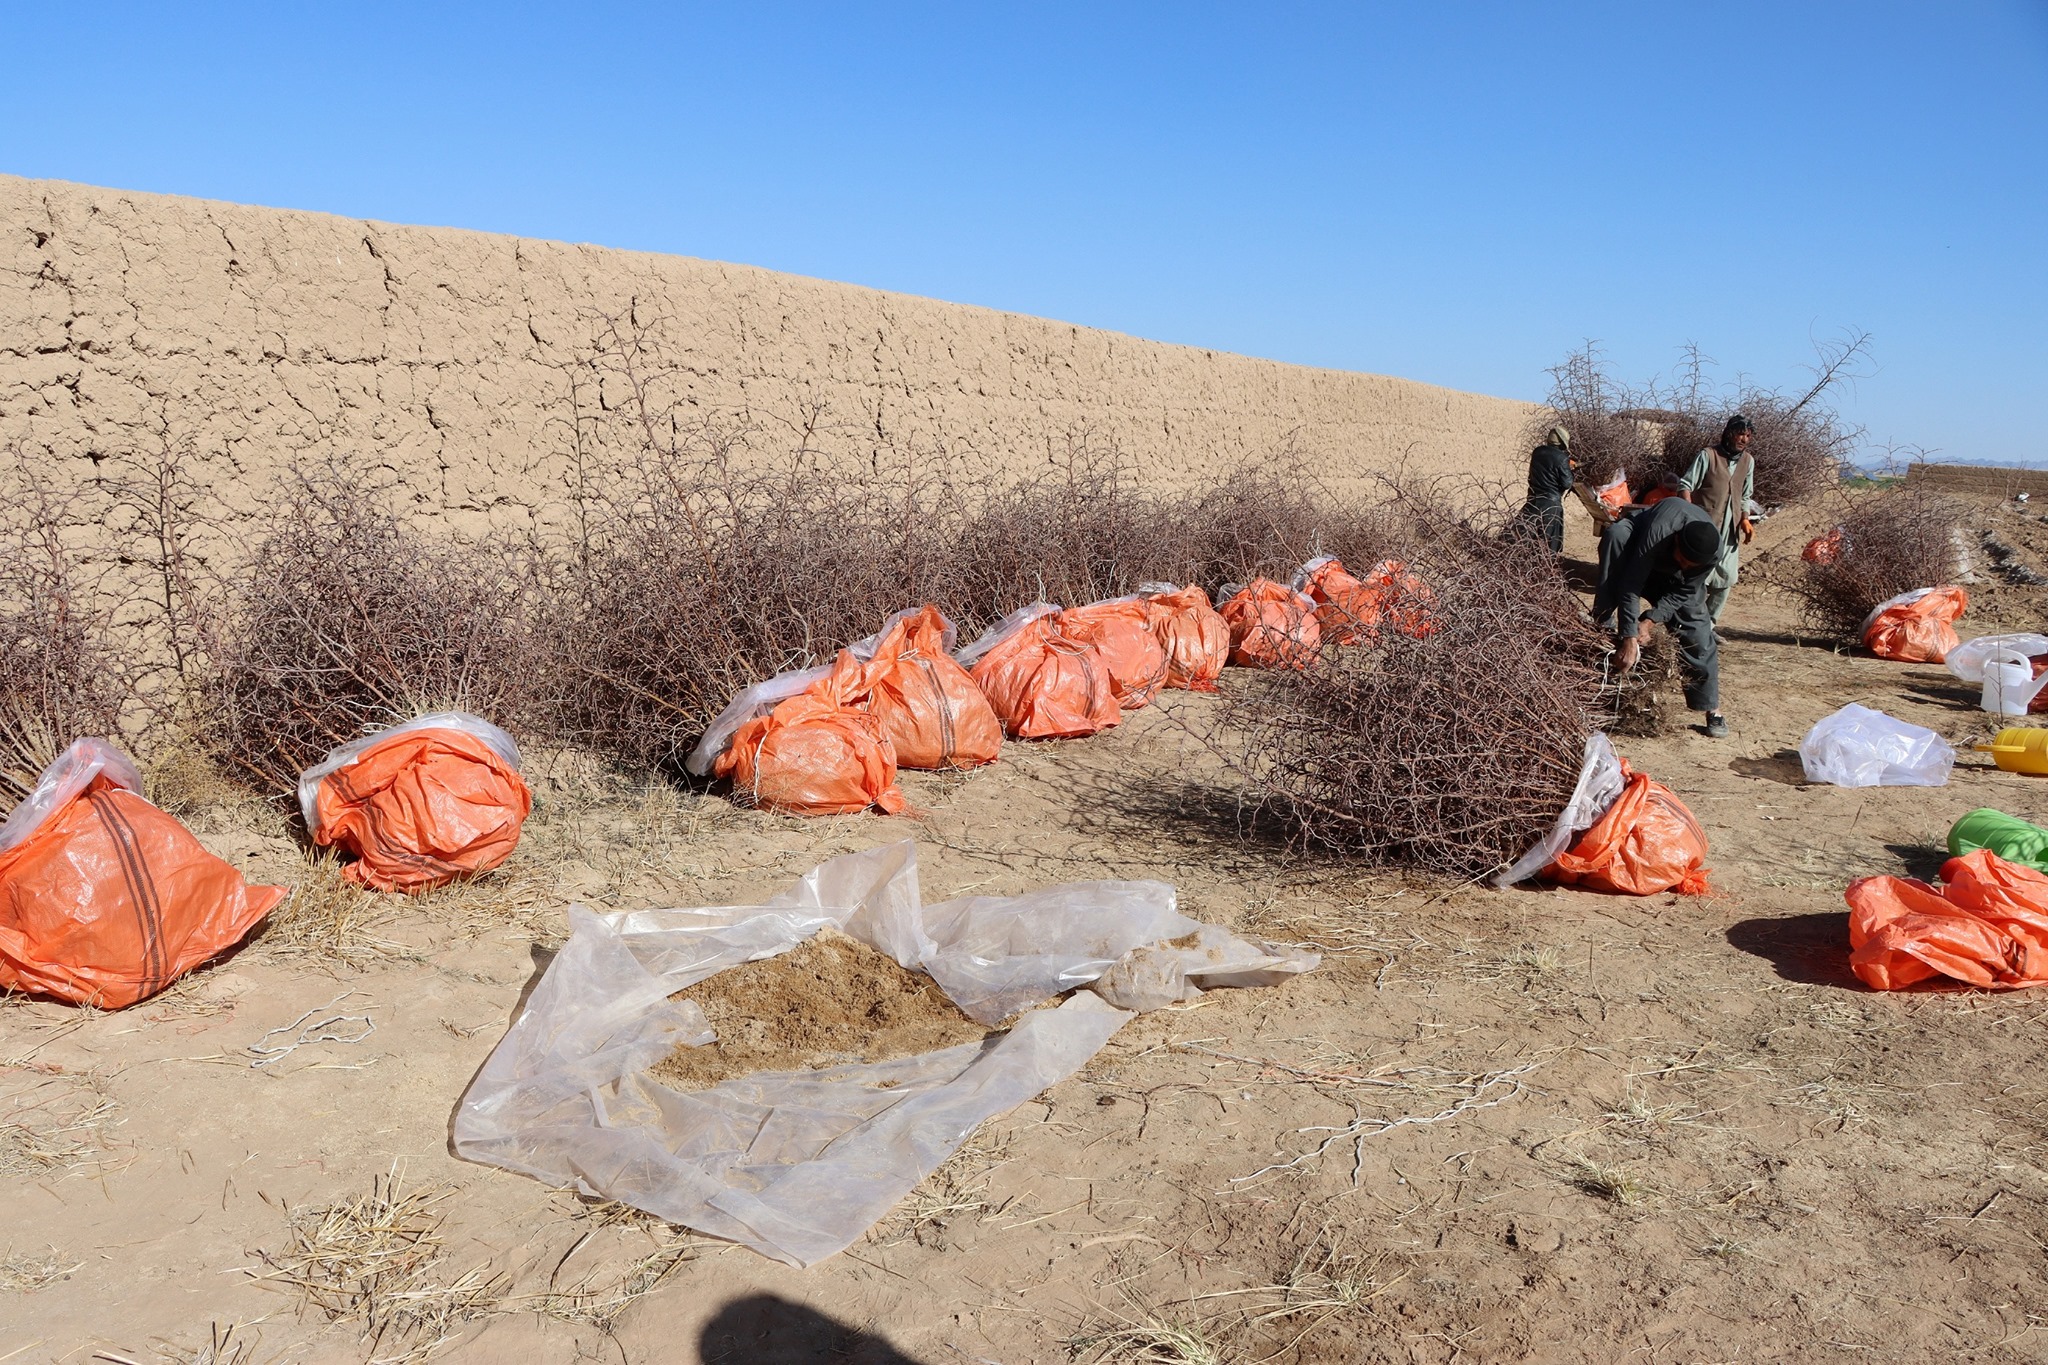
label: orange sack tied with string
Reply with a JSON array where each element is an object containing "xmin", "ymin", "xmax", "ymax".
[
  {"xmin": 1060, "ymin": 599, "xmax": 1169, "ymax": 709},
  {"xmin": 851, "ymin": 605, "xmax": 1003, "ymax": 769},
  {"xmin": 303, "ymin": 714, "xmax": 533, "ymax": 895},
  {"xmin": 960, "ymin": 606, "xmax": 1121, "ymax": 740},
  {"xmin": 0, "ymin": 740, "xmax": 286, "ymax": 1007},
  {"xmin": 1293, "ymin": 557, "xmax": 1381, "ymax": 645},
  {"xmin": 716, "ymin": 653, "xmax": 909, "ymax": 815},
  {"xmin": 1139, "ymin": 584, "xmax": 1230, "ymax": 691},
  {"xmin": 1543, "ymin": 762, "xmax": 1712, "ymax": 896},
  {"xmin": 1359, "ymin": 558, "xmax": 1437, "ymax": 639},
  {"xmin": 1846, "ymin": 849, "xmax": 2048, "ymax": 991},
  {"xmin": 1861, "ymin": 586, "xmax": 1968, "ymax": 663},
  {"xmin": 1219, "ymin": 579, "xmax": 1321, "ymax": 669}
]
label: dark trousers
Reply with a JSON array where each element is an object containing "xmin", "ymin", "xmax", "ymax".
[{"xmin": 1592, "ymin": 516, "xmax": 1720, "ymax": 713}]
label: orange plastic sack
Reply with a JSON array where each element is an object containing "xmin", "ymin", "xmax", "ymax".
[
  {"xmin": 1802, "ymin": 528, "xmax": 1844, "ymax": 565},
  {"xmin": 852, "ymin": 606, "xmax": 1003, "ymax": 769},
  {"xmin": 716, "ymin": 653, "xmax": 909, "ymax": 815},
  {"xmin": 0, "ymin": 740, "xmax": 285, "ymax": 1007},
  {"xmin": 1294, "ymin": 557, "xmax": 1381, "ymax": 645},
  {"xmin": 1139, "ymin": 584, "xmax": 1230, "ymax": 691},
  {"xmin": 1846, "ymin": 849, "xmax": 2048, "ymax": 991},
  {"xmin": 964, "ymin": 609, "xmax": 1122, "ymax": 739},
  {"xmin": 1220, "ymin": 580, "xmax": 1321, "ymax": 669},
  {"xmin": 1360, "ymin": 558, "xmax": 1437, "ymax": 639},
  {"xmin": 1543, "ymin": 763, "xmax": 1712, "ymax": 896},
  {"xmin": 1641, "ymin": 484, "xmax": 1681, "ymax": 507},
  {"xmin": 1594, "ymin": 474, "xmax": 1631, "ymax": 513},
  {"xmin": 1862, "ymin": 585, "xmax": 1968, "ymax": 663},
  {"xmin": 303, "ymin": 716, "xmax": 533, "ymax": 894},
  {"xmin": 1060, "ymin": 599, "xmax": 1169, "ymax": 709}
]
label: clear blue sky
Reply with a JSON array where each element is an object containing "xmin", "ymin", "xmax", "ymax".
[{"xmin": 4, "ymin": 3, "xmax": 2044, "ymax": 464}]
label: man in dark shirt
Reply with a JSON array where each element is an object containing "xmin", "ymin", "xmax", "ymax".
[
  {"xmin": 1515, "ymin": 424, "xmax": 1610, "ymax": 554},
  {"xmin": 1592, "ymin": 496, "xmax": 1730, "ymax": 737}
]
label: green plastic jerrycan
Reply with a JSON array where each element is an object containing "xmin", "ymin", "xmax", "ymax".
[{"xmin": 1948, "ymin": 808, "xmax": 2048, "ymax": 874}]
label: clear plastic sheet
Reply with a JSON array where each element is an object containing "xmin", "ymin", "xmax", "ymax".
[
  {"xmin": 1493, "ymin": 733, "xmax": 1626, "ymax": 888},
  {"xmin": 296, "ymin": 711, "xmax": 522, "ymax": 830},
  {"xmin": 452, "ymin": 842, "xmax": 1316, "ymax": 1266},
  {"xmin": 0, "ymin": 737, "xmax": 145, "ymax": 855},
  {"xmin": 1799, "ymin": 703, "xmax": 1955, "ymax": 788}
]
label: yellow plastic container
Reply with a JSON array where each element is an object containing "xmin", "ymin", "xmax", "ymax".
[{"xmin": 1976, "ymin": 727, "xmax": 2048, "ymax": 775}]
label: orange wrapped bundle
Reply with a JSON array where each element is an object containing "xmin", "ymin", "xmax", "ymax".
[
  {"xmin": 1360, "ymin": 558, "xmax": 1437, "ymax": 639},
  {"xmin": 0, "ymin": 740, "xmax": 285, "ymax": 1007},
  {"xmin": 1292, "ymin": 557, "xmax": 1381, "ymax": 645},
  {"xmin": 1139, "ymin": 584, "xmax": 1230, "ymax": 691},
  {"xmin": 1543, "ymin": 762, "xmax": 1711, "ymax": 896},
  {"xmin": 1219, "ymin": 580, "xmax": 1321, "ymax": 669},
  {"xmin": 1593, "ymin": 474, "xmax": 1631, "ymax": 514},
  {"xmin": 715, "ymin": 654, "xmax": 909, "ymax": 815},
  {"xmin": 1861, "ymin": 586, "xmax": 1968, "ymax": 663},
  {"xmin": 853, "ymin": 606, "xmax": 1002, "ymax": 769},
  {"xmin": 1802, "ymin": 528, "xmax": 1844, "ymax": 565},
  {"xmin": 1060, "ymin": 599, "xmax": 1169, "ymax": 709},
  {"xmin": 1847, "ymin": 849, "xmax": 2048, "ymax": 991},
  {"xmin": 301, "ymin": 715, "xmax": 533, "ymax": 894},
  {"xmin": 959, "ymin": 605, "xmax": 1121, "ymax": 739}
]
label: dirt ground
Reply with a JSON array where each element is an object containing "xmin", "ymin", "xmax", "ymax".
[{"xmin": 9, "ymin": 496, "xmax": 2048, "ymax": 1364}]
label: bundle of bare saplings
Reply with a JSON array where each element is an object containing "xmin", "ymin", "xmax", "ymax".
[
  {"xmin": 1214, "ymin": 483, "xmax": 1607, "ymax": 877},
  {"xmin": 1772, "ymin": 480, "xmax": 1963, "ymax": 646},
  {"xmin": 1537, "ymin": 336, "xmax": 1864, "ymax": 508}
]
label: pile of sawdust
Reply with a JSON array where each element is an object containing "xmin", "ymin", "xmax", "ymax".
[{"xmin": 651, "ymin": 928, "xmax": 990, "ymax": 1091}]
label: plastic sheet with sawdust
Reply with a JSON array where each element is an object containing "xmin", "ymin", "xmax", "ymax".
[{"xmin": 451, "ymin": 841, "xmax": 1316, "ymax": 1266}]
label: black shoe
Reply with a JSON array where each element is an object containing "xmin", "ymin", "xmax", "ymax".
[{"xmin": 1705, "ymin": 713, "xmax": 1729, "ymax": 739}]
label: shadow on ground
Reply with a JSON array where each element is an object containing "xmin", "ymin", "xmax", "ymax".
[
  {"xmin": 700, "ymin": 1293, "xmax": 927, "ymax": 1364},
  {"xmin": 1725, "ymin": 911, "xmax": 1863, "ymax": 989}
]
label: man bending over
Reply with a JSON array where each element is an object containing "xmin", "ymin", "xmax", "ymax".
[{"xmin": 1592, "ymin": 496, "xmax": 1730, "ymax": 738}]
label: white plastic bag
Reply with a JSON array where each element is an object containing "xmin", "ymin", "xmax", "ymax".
[
  {"xmin": 452, "ymin": 842, "xmax": 1315, "ymax": 1266},
  {"xmin": 1946, "ymin": 634, "xmax": 2048, "ymax": 683},
  {"xmin": 0, "ymin": 737, "xmax": 145, "ymax": 855},
  {"xmin": 295, "ymin": 711, "xmax": 522, "ymax": 829},
  {"xmin": 1798, "ymin": 703, "xmax": 1955, "ymax": 788},
  {"xmin": 1494, "ymin": 733, "xmax": 1626, "ymax": 888}
]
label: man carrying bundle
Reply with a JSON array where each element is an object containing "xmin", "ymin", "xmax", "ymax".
[
  {"xmin": 1515, "ymin": 424, "xmax": 1614, "ymax": 555},
  {"xmin": 1593, "ymin": 496, "xmax": 1730, "ymax": 738},
  {"xmin": 1676, "ymin": 414, "xmax": 1756, "ymax": 626}
]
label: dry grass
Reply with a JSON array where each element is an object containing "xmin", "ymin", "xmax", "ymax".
[
  {"xmin": 255, "ymin": 1165, "xmax": 503, "ymax": 1364},
  {"xmin": 870, "ymin": 1131, "xmax": 1012, "ymax": 1249},
  {"xmin": 0, "ymin": 1069, "xmax": 121, "ymax": 1179},
  {"xmin": 0, "ymin": 1244, "xmax": 81, "ymax": 1292},
  {"xmin": 252, "ymin": 853, "xmax": 407, "ymax": 968},
  {"xmin": 1567, "ymin": 1154, "xmax": 1651, "ymax": 1207},
  {"xmin": 151, "ymin": 1322, "xmax": 269, "ymax": 1365}
]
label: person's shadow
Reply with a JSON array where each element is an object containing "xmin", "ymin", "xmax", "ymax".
[{"xmin": 699, "ymin": 1294, "xmax": 929, "ymax": 1364}]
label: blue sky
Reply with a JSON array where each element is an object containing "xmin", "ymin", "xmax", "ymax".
[{"xmin": 3, "ymin": 3, "xmax": 2044, "ymax": 464}]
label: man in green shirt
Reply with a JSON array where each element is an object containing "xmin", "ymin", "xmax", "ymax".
[{"xmin": 1675, "ymin": 415, "xmax": 1756, "ymax": 626}]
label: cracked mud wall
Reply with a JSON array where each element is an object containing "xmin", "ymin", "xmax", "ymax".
[{"xmin": 1, "ymin": 172, "xmax": 1538, "ymax": 550}]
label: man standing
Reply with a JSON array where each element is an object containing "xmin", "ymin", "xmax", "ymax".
[
  {"xmin": 1675, "ymin": 415, "xmax": 1756, "ymax": 624},
  {"xmin": 1515, "ymin": 424, "xmax": 1613, "ymax": 555},
  {"xmin": 1593, "ymin": 496, "xmax": 1730, "ymax": 738}
]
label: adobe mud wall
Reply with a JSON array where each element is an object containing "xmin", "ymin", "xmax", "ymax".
[{"xmin": 1, "ymin": 173, "xmax": 1538, "ymax": 541}]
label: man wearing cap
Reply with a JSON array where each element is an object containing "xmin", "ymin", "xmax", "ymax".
[
  {"xmin": 1675, "ymin": 415, "xmax": 1757, "ymax": 625},
  {"xmin": 1515, "ymin": 424, "xmax": 1613, "ymax": 555},
  {"xmin": 1592, "ymin": 496, "xmax": 1731, "ymax": 738}
]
